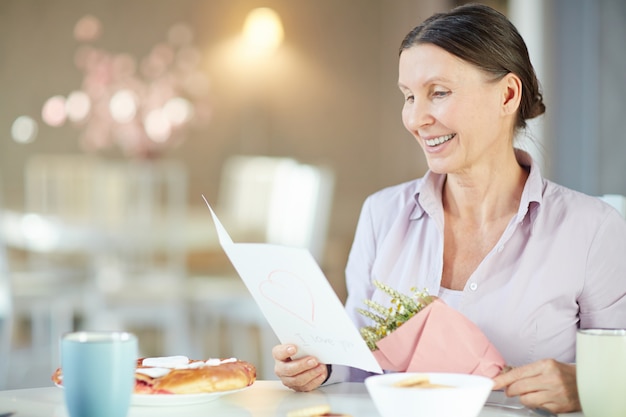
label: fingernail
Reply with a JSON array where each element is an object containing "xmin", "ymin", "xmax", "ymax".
[
  {"xmin": 307, "ymin": 358, "xmax": 317, "ymax": 367},
  {"xmin": 287, "ymin": 346, "xmax": 296, "ymax": 355}
]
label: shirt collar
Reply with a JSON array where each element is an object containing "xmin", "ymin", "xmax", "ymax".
[
  {"xmin": 410, "ymin": 148, "xmax": 544, "ymax": 222},
  {"xmin": 514, "ymin": 148, "xmax": 543, "ymax": 223}
]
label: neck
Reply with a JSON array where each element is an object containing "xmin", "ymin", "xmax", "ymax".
[{"xmin": 442, "ymin": 149, "xmax": 528, "ymax": 225}]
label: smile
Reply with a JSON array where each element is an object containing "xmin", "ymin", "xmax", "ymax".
[{"xmin": 425, "ymin": 133, "xmax": 456, "ymax": 147}]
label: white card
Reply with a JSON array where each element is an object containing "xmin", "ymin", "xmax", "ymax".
[{"xmin": 203, "ymin": 196, "xmax": 382, "ymax": 374}]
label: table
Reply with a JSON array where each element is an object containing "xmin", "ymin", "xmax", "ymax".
[{"xmin": 0, "ymin": 381, "xmax": 584, "ymax": 417}]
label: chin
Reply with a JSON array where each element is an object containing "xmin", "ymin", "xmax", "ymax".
[{"xmin": 425, "ymin": 160, "xmax": 452, "ymax": 175}]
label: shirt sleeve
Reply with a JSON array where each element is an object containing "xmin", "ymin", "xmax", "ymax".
[
  {"xmin": 579, "ymin": 208, "xmax": 626, "ymax": 327},
  {"xmin": 344, "ymin": 195, "xmax": 378, "ymax": 330},
  {"xmin": 338, "ymin": 196, "xmax": 381, "ymax": 382},
  {"xmin": 322, "ymin": 364, "xmax": 379, "ymax": 385}
]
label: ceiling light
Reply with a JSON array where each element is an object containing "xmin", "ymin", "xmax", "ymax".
[{"xmin": 242, "ymin": 8, "xmax": 284, "ymax": 55}]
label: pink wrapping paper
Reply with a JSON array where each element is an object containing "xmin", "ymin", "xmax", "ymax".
[{"xmin": 372, "ymin": 299, "xmax": 505, "ymax": 378}]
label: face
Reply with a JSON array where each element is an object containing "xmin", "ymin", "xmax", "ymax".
[{"xmin": 398, "ymin": 43, "xmax": 518, "ymax": 176}]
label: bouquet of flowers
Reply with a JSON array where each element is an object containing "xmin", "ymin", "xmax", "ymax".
[{"xmin": 358, "ymin": 280, "xmax": 506, "ymax": 378}]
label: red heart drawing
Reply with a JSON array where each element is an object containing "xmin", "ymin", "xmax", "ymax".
[{"xmin": 259, "ymin": 270, "xmax": 315, "ymax": 326}]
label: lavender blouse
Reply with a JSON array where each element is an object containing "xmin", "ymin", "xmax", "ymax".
[{"xmin": 340, "ymin": 150, "xmax": 626, "ymax": 381}]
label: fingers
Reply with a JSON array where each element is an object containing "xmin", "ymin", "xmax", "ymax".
[
  {"xmin": 518, "ymin": 389, "xmax": 577, "ymax": 414},
  {"xmin": 492, "ymin": 359, "xmax": 580, "ymax": 414},
  {"xmin": 495, "ymin": 360, "xmax": 558, "ymax": 395},
  {"xmin": 280, "ymin": 361, "xmax": 328, "ymax": 392},
  {"xmin": 272, "ymin": 344, "xmax": 297, "ymax": 362},
  {"xmin": 492, "ymin": 363, "xmax": 540, "ymax": 390},
  {"xmin": 272, "ymin": 344, "xmax": 328, "ymax": 392}
]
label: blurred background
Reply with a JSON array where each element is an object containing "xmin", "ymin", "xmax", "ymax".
[{"xmin": 0, "ymin": 0, "xmax": 624, "ymax": 388}]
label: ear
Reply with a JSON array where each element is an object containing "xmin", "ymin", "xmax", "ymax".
[{"xmin": 500, "ymin": 73, "xmax": 522, "ymax": 116}]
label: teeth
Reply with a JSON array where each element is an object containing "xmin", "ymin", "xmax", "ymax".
[{"xmin": 425, "ymin": 133, "xmax": 455, "ymax": 147}]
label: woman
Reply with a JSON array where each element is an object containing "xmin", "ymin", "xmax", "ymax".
[{"xmin": 273, "ymin": 4, "xmax": 626, "ymax": 413}]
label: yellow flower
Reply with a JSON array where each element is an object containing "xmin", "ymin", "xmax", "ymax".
[{"xmin": 358, "ymin": 280, "xmax": 433, "ymax": 351}]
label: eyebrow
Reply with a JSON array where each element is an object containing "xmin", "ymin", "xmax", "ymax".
[{"xmin": 398, "ymin": 76, "xmax": 453, "ymax": 91}]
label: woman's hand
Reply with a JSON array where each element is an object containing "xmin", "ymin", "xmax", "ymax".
[
  {"xmin": 492, "ymin": 359, "xmax": 580, "ymax": 414},
  {"xmin": 272, "ymin": 344, "xmax": 328, "ymax": 392}
]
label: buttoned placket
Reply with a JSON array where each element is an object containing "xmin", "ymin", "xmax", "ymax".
[{"xmin": 463, "ymin": 213, "xmax": 527, "ymax": 296}]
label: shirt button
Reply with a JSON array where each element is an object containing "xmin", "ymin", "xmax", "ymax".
[{"xmin": 469, "ymin": 282, "xmax": 478, "ymax": 291}]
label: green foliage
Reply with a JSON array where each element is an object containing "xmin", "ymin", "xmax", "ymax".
[{"xmin": 357, "ymin": 280, "xmax": 434, "ymax": 351}]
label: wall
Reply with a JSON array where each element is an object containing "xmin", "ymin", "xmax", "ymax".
[
  {"xmin": 547, "ymin": 0, "xmax": 626, "ymax": 196},
  {"xmin": 0, "ymin": 0, "xmax": 446, "ymax": 293}
]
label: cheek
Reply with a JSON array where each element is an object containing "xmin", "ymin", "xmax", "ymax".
[
  {"xmin": 438, "ymin": 98, "xmax": 480, "ymax": 131},
  {"xmin": 401, "ymin": 105, "xmax": 414, "ymax": 132},
  {"xmin": 464, "ymin": 93, "xmax": 500, "ymax": 123}
]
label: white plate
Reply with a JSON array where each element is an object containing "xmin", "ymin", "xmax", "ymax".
[
  {"xmin": 132, "ymin": 386, "xmax": 249, "ymax": 406},
  {"xmin": 56, "ymin": 383, "xmax": 249, "ymax": 407}
]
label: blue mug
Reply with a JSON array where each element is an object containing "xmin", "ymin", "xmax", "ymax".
[{"xmin": 61, "ymin": 331, "xmax": 137, "ymax": 417}]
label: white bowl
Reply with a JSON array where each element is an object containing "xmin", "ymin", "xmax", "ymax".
[{"xmin": 365, "ymin": 372, "xmax": 494, "ymax": 417}]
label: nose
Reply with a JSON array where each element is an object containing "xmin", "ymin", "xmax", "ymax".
[{"xmin": 402, "ymin": 98, "xmax": 434, "ymax": 132}]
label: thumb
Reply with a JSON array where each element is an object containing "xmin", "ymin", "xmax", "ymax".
[
  {"xmin": 492, "ymin": 366, "xmax": 517, "ymax": 390},
  {"xmin": 272, "ymin": 344, "xmax": 297, "ymax": 361}
]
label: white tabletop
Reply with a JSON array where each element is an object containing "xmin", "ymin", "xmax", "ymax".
[{"xmin": 0, "ymin": 381, "xmax": 583, "ymax": 417}]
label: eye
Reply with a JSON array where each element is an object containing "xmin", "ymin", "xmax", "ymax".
[
  {"xmin": 404, "ymin": 94, "xmax": 414, "ymax": 103},
  {"xmin": 432, "ymin": 89, "xmax": 450, "ymax": 99}
]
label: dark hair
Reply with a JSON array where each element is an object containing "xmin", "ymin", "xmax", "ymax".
[{"xmin": 400, "ymin": 3, "xmax": 545, "ymax": 130}]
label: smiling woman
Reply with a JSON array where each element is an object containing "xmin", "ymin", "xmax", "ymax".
[{"xmin": 271, "ymin": 4, "xmax": 626, "ymax": 415}]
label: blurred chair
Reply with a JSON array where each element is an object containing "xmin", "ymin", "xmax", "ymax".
[
  {"xmin": 215, "ymin": 155, "xmax": 334, "ymax": 262},
  {"xmin": 4, "ymin": 155, "xmax": 102, "ymax": 386},
  {"xmin": 189, "ymin": 155, "xmax": 334, "ymax": 378},
  {"xmin": 25, "ymin": 155, "xmax": 103, "ymax": 224},
  {"xmin": 85, "ymin": 158, "xmax": 191, "ymax": 357},
  {"xmin": 10, "ymin": 154, "xmax": 191, "ymax": 375}
]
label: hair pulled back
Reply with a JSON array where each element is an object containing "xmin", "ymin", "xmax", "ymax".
[{"xmin": 400, "ymin": 4, "xmax": 545, "ymax": 130}]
